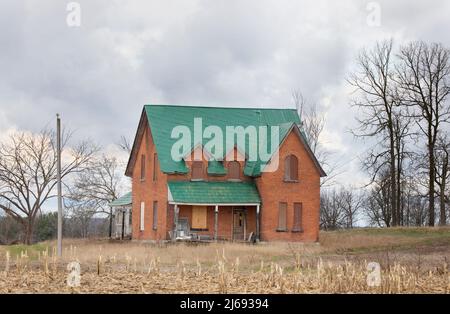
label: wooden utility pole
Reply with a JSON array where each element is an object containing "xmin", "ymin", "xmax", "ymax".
[{"xmin": 57, "ymin": 114, "xmax": 63, "ymax": 257}]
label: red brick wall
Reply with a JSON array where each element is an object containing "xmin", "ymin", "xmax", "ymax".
[
  {"xmin": 255, "ymin": 131, "xmax": 321, "ymax": 242},
  {"xmin": 130, "ymin": 123, "xmax": 320, "ymax": 243},
  {"xmin": 130, "ymin": 128, "xmax": 256, "ymax": 241},
  {"xmin": 131, "ymin": 123, "xmax": 169, "ymax": 241}
]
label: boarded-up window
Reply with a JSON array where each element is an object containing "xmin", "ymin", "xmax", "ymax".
[
  {"xmin": 140, "ymin": 202, "xmax": 145, "ymax": 231},
  {"xmin": 192, "ymin": 161, "xmax": 204, "ymax": 180},
  {"xmin": 192, "ymin": 206, "xmax": 207, "ymax": 230},
  {"xmin": 293, "ymin": 203, "xmax": 303, "ymax": 232},
  {"xmin": 277, "ymin": 202, "xmax": 287, "ymax": 231},
  {"xmin": 228, "ymin": 161, "xmax": 240, "ymax": 180},
  {"xmin": 153, "ymin": 201, "xmax": 158, "ymax": 230},
  {"xmin": 140, "ymin": 154, "xmax": 146, "ymax": 180},
  {"xmin": 153, "ymin": 153, "xmax": 157, "ymax": 182},
  {"xmin": 284, "ymin": 155, "xmax": 298, "ymax": 181}
]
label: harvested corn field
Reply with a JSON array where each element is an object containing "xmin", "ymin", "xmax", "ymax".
[
  {"xmin": 1, "ymin": 260, "xmax": 449, "ymax": 294},
  {"xmin": 1, "ymin": 228, "xmax": 450, "ymax": 294}
]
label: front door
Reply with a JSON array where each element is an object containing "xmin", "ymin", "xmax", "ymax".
[{"xmin": 232, "ymin": 209, "xmax": 246, "ymax": 240}]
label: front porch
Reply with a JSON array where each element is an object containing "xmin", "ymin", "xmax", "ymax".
[
  {"xmin": 167, "ymin": 181, "xmax": 261, "ymax": 242},
  {"xmin": 170, "ymin": 204, "xmax": 260, "ymax": 242}
]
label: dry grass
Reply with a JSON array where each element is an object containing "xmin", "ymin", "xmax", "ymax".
[{"xmin": 0, "ymin": 227, "xmax": 449, "ymax": 294}]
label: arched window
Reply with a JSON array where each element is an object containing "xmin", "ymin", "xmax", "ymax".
[
  {"xmin": 228, "ymin": 161, "xmax": 241, "ymax": 181},
  {"xmin": 284, "ymin": 155, "xmax": 298, "ymax": 181},
  {"xmin": 191, "ymin": 161, "xmax": 204, "ymax": 180}
]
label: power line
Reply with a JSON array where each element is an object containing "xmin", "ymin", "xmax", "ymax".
[{"xmin": 57, "ymin": 114, "xmax": 63, "ymax": 257}]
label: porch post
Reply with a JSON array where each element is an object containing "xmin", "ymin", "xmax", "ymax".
[
  {"xmin": 121, "ymin": 208, "xmax": 125, "ymax": 240},
  {"xmin": 173, "ymin": 204, "xmax": 179, "ymax": 240},
  {"xmin": 256, "ymin": 204, "xmax": 260, "ymax": 242},
  {"xmin": 214, "ymin": 205, "xmax": 219, "ymax": 241}
]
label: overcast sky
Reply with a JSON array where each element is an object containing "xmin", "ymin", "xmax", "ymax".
[{"xmin": 1, "ymin": 0, "xmax": 449, "ymax": 190}]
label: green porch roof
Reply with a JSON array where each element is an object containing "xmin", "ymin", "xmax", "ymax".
[
  {"xmin": 168, "ymin": 181, "xmax": 261, "ymax": 204},
  {"xmin": 109, "ymin": 192, "xmax": 132, "ymax": 207},
  {"xmin": 145, "ymin": 105, "xmax": 304, "ymax": 176}
]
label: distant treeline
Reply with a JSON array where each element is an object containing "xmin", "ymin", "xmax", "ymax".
[{"xmin": 0, "ymin": 212, "xmax": 109, "ymax": 245}]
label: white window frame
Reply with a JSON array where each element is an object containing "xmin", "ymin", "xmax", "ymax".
[{"xmin": 140, "ymin": 202, "xmax": 145, "ymax": 231}]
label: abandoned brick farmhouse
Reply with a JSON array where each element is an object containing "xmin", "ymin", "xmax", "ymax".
[{"xmin": 122, "ymin": 104, "xmax": 326, "ymax": 242}]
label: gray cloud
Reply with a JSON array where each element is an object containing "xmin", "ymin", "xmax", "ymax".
[{"xmin": 0, "ymin": 0, "xmax": 449, "ymax": 187}]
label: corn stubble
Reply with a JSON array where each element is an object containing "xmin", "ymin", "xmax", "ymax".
[{"xmin": 0, "ymin": 249, "xmax": 449, "ymax": 294}]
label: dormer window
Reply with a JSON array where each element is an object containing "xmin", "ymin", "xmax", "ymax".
[
  {"xmin": 191, "ymin": 161, "xmax": 204, "ymax": 180},
  {"xmin": 228, "ymin": 161, "xmax": 241, "ymax": 181},
  {"xmin": 284, "ymin": 155, "xmax": 298, "ymax": 181}
]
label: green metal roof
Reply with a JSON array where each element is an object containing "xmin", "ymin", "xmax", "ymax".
[
  {"xmin": 109, "ymin": 192, "xmax": 132, "ymax": 207},
  {"xmin": 145, "ymin": 105, "xmax": 303, "ymax": 176},
  {"xmin": 168, "ymin": 181, "xmax": 261, "ymax": 204}
]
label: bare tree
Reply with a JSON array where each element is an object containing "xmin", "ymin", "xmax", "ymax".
[
  {"xmin": 292, "ymin": 90, "xmax": 340, "ymax": 186},
  {"xmin": 0, "ymin": 129, "xmax": 97, "ymax": 244},
  {"xmin": 64, "ymin": 196, "xmax": 98, "ymax": 238},
  {"xmin": 293, "ymin": 91, "xmax": 324, "ymax": 155},
  {"xmin": 0, "ymin": 213, "xmax": 22, "ymax": 245},
  {"xmin": 365, "ymin": 170, "xmax": 393, "ymax": 227},
  {"xmin": 393, "ymin": 114, "xmax": 417, "ymax": 226},
  {"xmin": 405, "ymin": 193, "xmax": 428, "ymax": 227},
  {"xmin": 435, "ymin": 134, "xmax": 450, "ymax": 225},
  {"xmin": 397, "ymin": 41, "xmax": 450, "ymax": 226},
  {"xmin": 338, "ymin": 188, "xmax": 364, "ymax": 228},
  {"xmin": 66, "ymin": 154, "xmax": 127, "ymax": 238},
  {"xmin": 348, "ymin": 39, "xmax": 405, "ymax": 226},
  {"xmin": 320, "ymin": 189, "xmax": 345, "ymax": 230},
  {"xmin": 320, "ymin": 187, "xmax": 364, "ymax": 230},
  {"xmin": 117, "ymin": 135, "xmax": 132, "ymax": 154}
]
